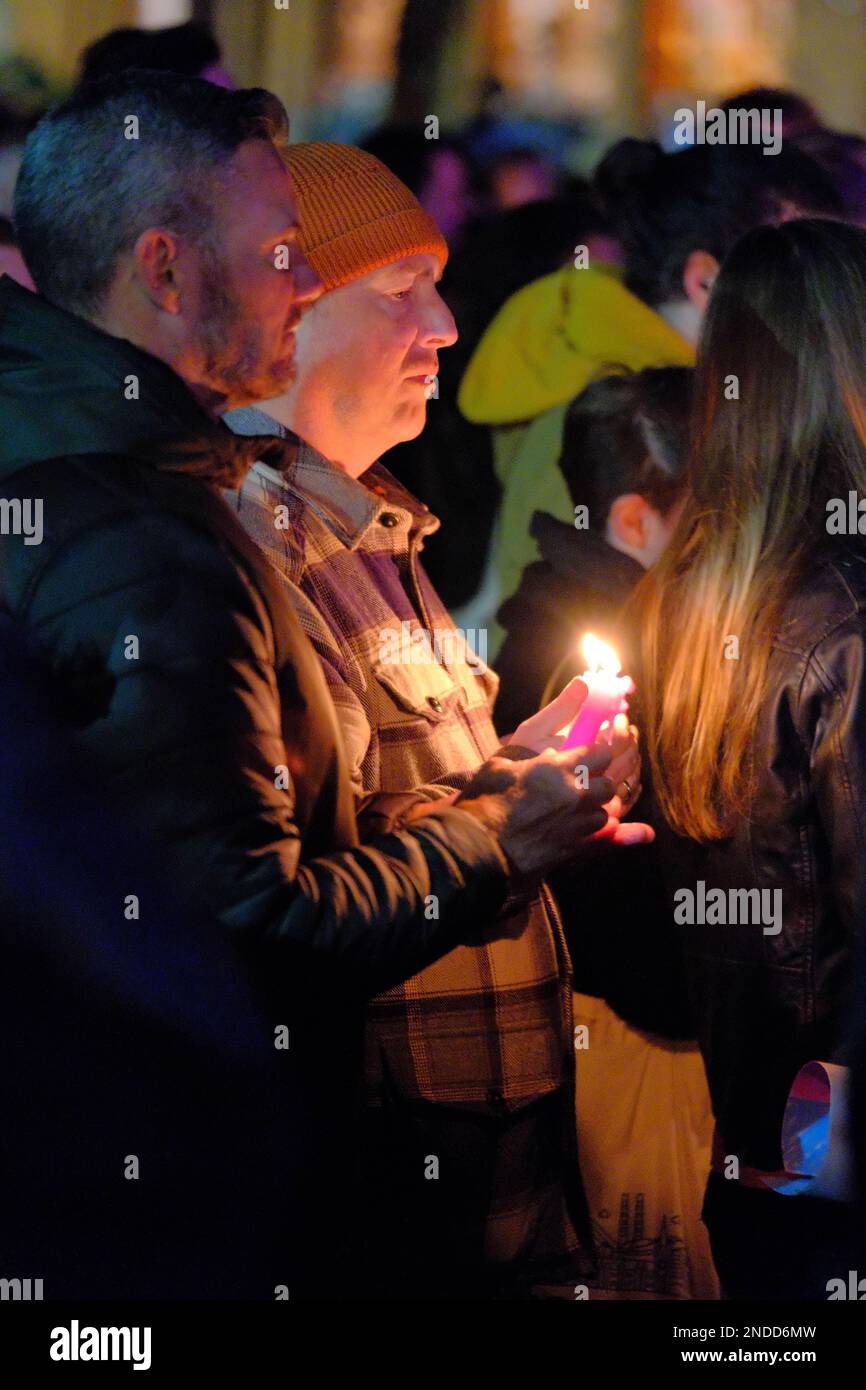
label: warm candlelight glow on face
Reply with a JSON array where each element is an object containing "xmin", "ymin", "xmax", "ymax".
[{"xmin": 582, "ymin": 632, "xmax": 621, "ymax": 675}]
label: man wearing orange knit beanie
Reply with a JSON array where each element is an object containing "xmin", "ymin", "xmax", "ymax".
[{"xmin": 225, "ymin": 142, "xmax": 644, "ymax": 1299}]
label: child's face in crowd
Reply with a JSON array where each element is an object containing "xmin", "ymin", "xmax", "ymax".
[{"xmin": 286, "ymin": 253, "xmax": 458, "ymax": 475}]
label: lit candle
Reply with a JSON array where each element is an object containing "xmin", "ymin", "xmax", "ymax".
[{"xmin": 562, "ymin": 633, "xmax": 634, "ymax": 749}]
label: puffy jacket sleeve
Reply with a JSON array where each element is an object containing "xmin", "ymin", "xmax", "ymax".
[{"xmin": 21, "ymin": 504, "xmax": 509, "ymax": 997}]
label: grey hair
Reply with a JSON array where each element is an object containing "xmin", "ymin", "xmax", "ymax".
[{"xmin": 13, "ymin": 70, "xmax": 288, "ymax": 317}]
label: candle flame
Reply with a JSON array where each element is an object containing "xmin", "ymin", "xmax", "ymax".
[{"xmin": 581, "ymin": 632, "xmax": 621, "ymax": 675}]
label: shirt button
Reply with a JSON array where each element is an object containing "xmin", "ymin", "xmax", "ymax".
[
  {"xmin": 487, "ymin": 1087, "xmax": 507, "ymax": 1112},
  {"xmin": 379, "ymin": 511, "xmax": 400, "ymax": 528},
  {"xmin": 427, "ymin": 696, "xmax": 443, "ymax": 713}
]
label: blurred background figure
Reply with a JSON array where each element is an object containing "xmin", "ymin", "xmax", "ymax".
[
  {"xmin": 78, "ymin": 19, "xmax": 234, "ymax": 90},
  {"xmin": 794, "ymin": 127, "xmax": 866, "ymax": 227},
  {"xmin": 0, "ymin": 54, "xmax": 53, "ymax": 216},
  {"xmin": 0, "ymin": 213, "xmax": 32, "ymax": 286},
  {"xmin": 719, "ymin": 85, "xmax": 823, "ymax": 140},
  {"xmin": 722, "ymin": 86, "xmax": 866, "ymax": 225},
  {"xmin": 488, "ymin": 145, "xmax": 559, "ymax": 210},
  {"xmin": 458, "ymin": 139, "xmax": 840, "ymax": 651},
  {"xmin": 362, "ymin": 124, "xmax": 482, "ymax": 252}
]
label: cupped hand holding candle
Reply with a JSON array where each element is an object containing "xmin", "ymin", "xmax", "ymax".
[{"xmin": 562, "ymin": 633, "xmax": 634, "ymax": 750}]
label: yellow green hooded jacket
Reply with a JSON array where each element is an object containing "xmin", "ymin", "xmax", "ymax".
[{"xmin": 458, "ymin": 262, "xmax": 694, "ymax": 655}]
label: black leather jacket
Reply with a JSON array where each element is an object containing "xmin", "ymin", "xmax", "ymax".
[{"xmin": 650, "ymin": 544, "xmax": 866, "ymax": 1171}]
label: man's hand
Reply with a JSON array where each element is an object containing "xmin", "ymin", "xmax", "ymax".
[
  {"xmin": 509, "ymin": 682, "xmax": 643, "ymax": 819},
  {"xmin": 455, "ymin": 742, "xmax": 654, "ymax": 878}
]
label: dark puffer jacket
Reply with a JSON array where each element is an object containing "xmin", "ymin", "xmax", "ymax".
[{"xmin": 0, "ymin": 275, "xmax": 510, "ymax": 1286}]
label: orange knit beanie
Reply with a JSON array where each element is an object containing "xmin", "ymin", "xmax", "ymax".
[{"xmin": 285, "ymin": 141, "xmax": 449, "ymax": 292}]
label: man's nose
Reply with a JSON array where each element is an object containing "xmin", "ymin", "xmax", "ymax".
[
  {"xmin": 292, "ymin": 244, "xmax": 324, "ymax": 307},
  {"xmin": 421, "ymin": 292, "xmax": 458, "ymax": 348}
]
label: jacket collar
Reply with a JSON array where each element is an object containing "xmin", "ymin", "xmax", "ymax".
[
  {"xmin": 226, "ymin": 405, "xmax": 440, "ymax": 551},
  {"xmin": 0, "ymin": 276, "xmax": 290, "ymax": 490},
  {"xmin": 529, "ymin": 509, "xmax": 644, "ymax": 600}
]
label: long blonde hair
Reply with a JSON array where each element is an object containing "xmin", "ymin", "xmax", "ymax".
[{"xmin": 633, "ymin": 218, "xmax": 866, "ymax": 841}]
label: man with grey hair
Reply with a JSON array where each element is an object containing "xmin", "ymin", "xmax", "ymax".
[{"xmin": 0, "ymin": 72, "xmax": 644, "ymax": 1294}]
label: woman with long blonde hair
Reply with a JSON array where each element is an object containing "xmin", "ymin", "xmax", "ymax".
[{"xmin": 634, "ymin": 217, "xmax": 866, "ymax": 1297}]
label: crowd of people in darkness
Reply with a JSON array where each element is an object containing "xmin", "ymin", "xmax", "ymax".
[{"xmin": 2, "ymin": 19, "xmax": 866, "ymax": 1302}]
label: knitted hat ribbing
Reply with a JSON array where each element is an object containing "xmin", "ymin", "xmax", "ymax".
[{"xmin": 285, "ymin": 141, "xmax": 449, "ymax": 291}]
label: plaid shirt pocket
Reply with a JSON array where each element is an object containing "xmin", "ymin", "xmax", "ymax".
[{"xmin": 370, "ymin": 649, "xmax": 463, "ymax": 725}]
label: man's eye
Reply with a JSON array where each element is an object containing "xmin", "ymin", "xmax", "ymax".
[{"xmin": 389, "ymin": 289, "xmax": 411, "ymax": 301}]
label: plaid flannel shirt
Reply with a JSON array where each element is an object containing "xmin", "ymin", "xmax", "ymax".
[{"xmin": 224, "ymin": 408, "xmax": 575, "ymax": 1118}]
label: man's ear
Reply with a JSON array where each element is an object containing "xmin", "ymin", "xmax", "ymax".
[
  {"xmin": 132, "ymin": 228, "xmax": 183, "ymax": 313},
  {"xmin": 682, "ymin": 249, "xmax": 719, "ymax": 312}
]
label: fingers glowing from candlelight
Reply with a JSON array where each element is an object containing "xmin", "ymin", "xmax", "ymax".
[
  {"xmin": 511, "ymin": 676, "xmax": 589, "ymax": 753},
  {"xmin": 599, "ymin": 715, "xmax": 643, "ymax": 816},
  {"xmin": 610, "ymin": 820, "xmax": 655, "ymax": 845},
  {"xmin": 585, "ymin": 813, "xmax": 655, "ymax": 847}
]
